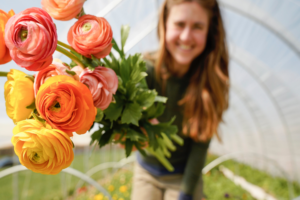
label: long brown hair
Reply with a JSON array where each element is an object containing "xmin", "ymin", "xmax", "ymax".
[{"xmin": 155, "ymin": 0, "xmax": 229, "ymax": 142}]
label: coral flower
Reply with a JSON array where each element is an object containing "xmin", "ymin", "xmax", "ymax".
[
  {"xmin": 36, "ymin": 75, "xmax": 96, "ymax": 136},
  {"xmin": 12, "ymin": 119, "xmax": 74, "ymax": 175},
  {"xmin": 67, "ymin": 15, "xmax": 113, "ymax": 58},
  {"xmin": 34, "ymin": 61, "xmax": 75, "ymax": 96},
  {"xmin": 5, "ymin": 7, "xmax": 57, "ymax": 71},
  {"xmin": 42, "ymin": 0, "xmax": 86, "ymax": 21},
  {"xmin": 4, "ymin": 69, "xmax": 34, "ymax": 124},
  {"xmin": 79, "ymin": 66, "xmax": 118, "ymax": 110},
  {"xmin": 0, "ymin": 9, "xmax": 14, "ymax": 64}
]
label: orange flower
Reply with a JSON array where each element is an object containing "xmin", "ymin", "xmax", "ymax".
[
  {"xmin": 67, "ymin": 15, "xmax": 113, "ymax": 58},
  {"xmin": 0, "ymin": 9, "xmax": 14, "ymax": 64},
  {"xmin": 42, "ymin": 0, "xmax": 86, "ymax": 21},
  {"xmin": 36, "ymin": 75, "xmax": 96, "ymax": 136},
  {"xmin": 12, "ymin": 119, "xmax": 74, "ymax": 175}
]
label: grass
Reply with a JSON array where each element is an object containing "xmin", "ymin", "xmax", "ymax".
[
  {"xmin": 0, "ymin": 146, "xmax": 126, "ymax": 200},
  {"xmin": 74, "ymin": 169, "xmax": 133, "ymax": 200},
  {"xmin": 204, "ymin": 154, "xmax": 300, "ymax": 200},
  {"xmin": 0, "ymin": 150, "xmax": 299, "ymax": 200}
]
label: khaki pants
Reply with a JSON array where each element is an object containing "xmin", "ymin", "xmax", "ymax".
[{"xmin": 131, "ymin": 162, "xmax": 204, "ymax": 200}]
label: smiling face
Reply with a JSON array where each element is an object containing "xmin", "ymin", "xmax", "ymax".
[{"xmin": 165, "ymin": 2, "xmax": 209, "ymax": 75}]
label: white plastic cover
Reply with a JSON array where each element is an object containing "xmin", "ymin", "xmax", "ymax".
[{"xmin": 0, "ymin": 0, "xmax": 299, "ymax": 183}]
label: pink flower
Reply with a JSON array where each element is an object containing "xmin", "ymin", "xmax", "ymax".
[
  {"xmin": 80, "ymin": 66, "xmax": 118, "ymax": 110},
  {"xmin": 5, "ymin": 7, "xmax": 57, "ymax": 71},
  {"xmin": 67, "ymin": 15, "xmax": 113, "ymax": 59},
  {"xmin": 41, "ymin": 0, "xmax": 86, "ymax": 21},
  {"xmin": 34, "ymin": 61, "xmax": 73, "ymax": 96}
]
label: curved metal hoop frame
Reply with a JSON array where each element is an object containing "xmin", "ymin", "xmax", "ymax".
[
  {"xmin": 75, "ymin": 155, "xmax": 135, "ymax": 194},
  {"xmin": 0, "ymin": 165, "xmax": 112, "ymax": 200}
]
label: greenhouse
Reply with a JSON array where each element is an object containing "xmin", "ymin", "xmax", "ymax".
[{"xmin": 0, "ymin": 0, "xmax": 299, "ymax": 199}]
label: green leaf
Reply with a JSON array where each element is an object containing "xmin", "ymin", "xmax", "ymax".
[
  {"xmin": 91, "ymin": 55, "xmax": 102, "ymax": 66},
  {"xmin": 138, "ymin": 58, "xmax": 147, "ymax": 72},
  {"xmin": 117, "ymin": 76, "xmax": 126, "ymax": 94},
  {"xmin": 104, "ymin": 95, "xmax": 124, "ymax": 121},
  {"xmin": 130, "ymin": 58, "xmax": 147, "ymax": 83},
  {"xmin": 81, "ymin": 56, "xmax": 96, "ymax": 70},
  {"xmin": 90, "ymin": 127, "xmax": 102, "ymax": 145},
  {"xmin": 62, "ymin": 62, "xmax": 71, "ymax": 68},
  {"xmin": 154, "ymin": 96, "xmax": 168, "ymax": 103},
  {"xmin": 134, "ymin": 142, "xmax": 147, "ymax": 156},
  {"xmin": 131, "ymin": 53, "xmax": 142, "ymax": 66},
  {"xmin": 111, "ymin": 38, "xmax": 123, "ymax": 57},
  {"xmin": 109, "ymin": 52, "xmax": 118, "ymax": 66},
  {"xmin": 125, "ymin": 139, "xmax": 133, "ymax": 157},
  {"xmin": 125, "ymin": 81, "xmax": 137, "ymax": 101},
  {"xmin": 145, "ymin": 102, "xmax": 166, "ymax": 119},
  {"xmin": 136, "ymin": 89, "xmax": 157, "ymax": 109},
  {"xmin": 120, "ymin": 58, "xmax": 131, "ymax": 83},
  {"xmin": 65, "ymin": 70, "xmax": 76, "ymax": 76},
  {"xmin": 131, "ymin": 70, "xmax": 147, "ymax": 84},
  {"xmin": 142, "ymin": 121, "xmax": 158, "ymax": 150},
  {"xmin": 121, "ymin": 25, "xmax": 130, "ymax": 50},
  {"xmin": 26, "ymin": 101, "xmax": 36, "ymax": 110},
  {"xmin": 152, "ymin": 124, "xmax": 178, "ymax": 137},
  {"xmin": 70, "ymin": 60, "xmax": 77, "ymax": 68},
  {"xmin": 99, "ymin": 129, "xmax": 113, "ymax": 148},
  {"xmin": 121, "ymin": 102, "xmax": 142, "ymax": 126},
  {"xmin": 95, "ymin": 108, "xmax": 104, "ymax": 122},
  {"xmin": 102, "ymin": 57, "xmax": 112, "ymax": 68},
  {"xmin": 125, "ymin": 128, "xmax": 147, "ymax": 141},
  {"xmin": 87, "ymin": 65, "xmax": 95, "ymax": 71},
  {"xmin": 150, "ymin": 117, "xmax": 178, "ymax": 137}
]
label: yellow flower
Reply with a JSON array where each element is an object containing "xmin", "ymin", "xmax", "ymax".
[
  {"xmin": 108, "ymin": 185, "xmax": 114, "ymax": 192},
  {"xmin": 94, "ymin": 194, "xmax": 104, "ymax": 200},
  {"xmin": 11, "ymin": 119, "xmax": 74, "ymax": 175},
  {"xmin": 118, "ymin": 198, "xmax": 124, "ymax": 200},
  {"xmin": 119, "ymin": 185, "xmax": 127, "ymax": 193},
  {"xmin": 4, "ymin": 69, "xmax": 34, "ymax": 124},
  {"xmin": 112, "ymin": 194, "xmax": 118, "ymax": 200}
]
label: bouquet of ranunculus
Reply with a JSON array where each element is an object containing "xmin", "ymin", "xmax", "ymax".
[{"xmin": 0, "ymin": 0, "xmax": 183, "ymax": 174}]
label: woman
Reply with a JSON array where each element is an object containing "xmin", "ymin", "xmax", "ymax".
[{"xmin": 132, "ymin": 0, "xmax": 229, "ymax": 199}]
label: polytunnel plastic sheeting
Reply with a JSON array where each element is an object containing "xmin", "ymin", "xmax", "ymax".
[
  {"xmin": 0, "ymin": 0, "xmax": 299, "ymax": 183},
  {"xmin": 110, "ymin": 0, "xmax": 300, "ymax": 182},
  {"xmin": 221, "ymin": 7, "xmax": 300, "ymax": 99},
  {"xmin": 212, "ymin": 0, "xmax": 300, "ymax": 182}
]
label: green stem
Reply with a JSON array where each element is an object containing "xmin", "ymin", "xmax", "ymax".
[
  {"xmin": 0, "ymin": 72, "xmax": 8, "ymax": 76},
  {"xmin": 158, "ymin": 138, "xmax": 171, "ymax": 157},
  {"xmin": 162, "ymin": 133, "xmax": 176, "ymax": 151},
  {"xmin": 75, "ymin": 8, "xmax": 86, "ymax": 19},
  {"xmin": 57, "ymin": 40, "xmax": 73, "ymax": 51},
  {"xmin": 56, "ymin": 45, "xmax": 85, "ymax": 69},
  {"xmin": 170, "ymin": 134, "xmax": 184, "ymax": 146},
  {"xmin": 147, "ymin": 148, "xmax": 174, "ymax": 172},
  {"xmin": 31, "ymin": 112, "xmax": 46, "ymax": 126}
]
